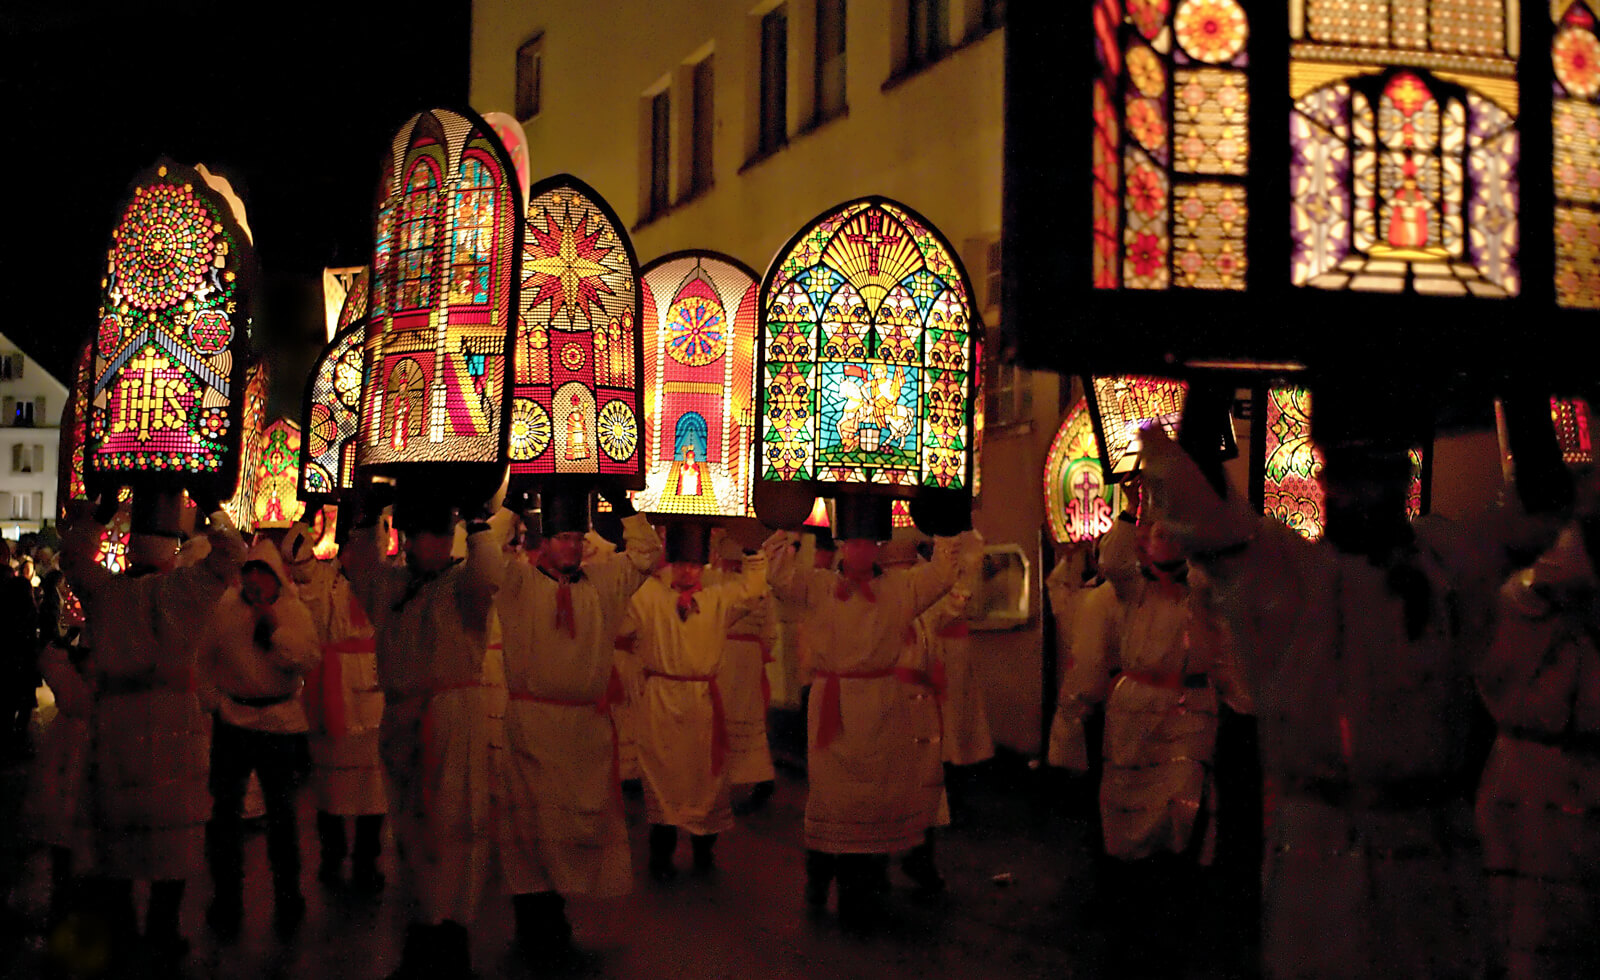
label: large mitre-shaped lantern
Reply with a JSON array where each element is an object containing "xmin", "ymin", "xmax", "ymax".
[
  {"xmin": 508, "ymin": 174, "xmax": 644, "ymax": 495},
  {"xmin": 632, "ymin": 250, "xmax": 759, "ymax": 517},
  {"xmin": 1043, "ymin": 398, "xmax": 1122, "ymax": 545},
  {"xmin": 301, "ymin": 276, "xmax": 370, "ymax": 505},
  {"xmin": 85, "ymin": 160, "xmax": 257, "ymax": 504},
  {"xmin": 756, "ymin": 197, "xmax": 979, "ymax": 528},
  {"xmin": 356, "ymin": 108, "xmax": 522, "ymax": 501}
]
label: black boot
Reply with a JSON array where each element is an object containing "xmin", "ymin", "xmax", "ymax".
[
  {"xmin": 317, "ymin": 810, "xmax": 347, "ymax": 886},
  {"xmin": 144, "ymin": 880, "xmax": 190, "ymax": 963},
  {"xmin": 901, "ymin": 830, "xmax": 946, "ymax": 894},
  {"xmin": 385, "ymin": 923, "xmax": 435, "ymax": 980},
  {"xmin": 513, "ymin": 891, "xmax": 572, "ymax": 960},
  {"xmin": 351, "ymin": 814, "xmax": 386, "ymax": 893},
  {"xmin": 648, "ymin": 824, "xmax": 678, "ymax": 881},
  {"xmin": 690, "ymin": 833, "xmax": 717, "ymax": 873},
  {"xmin": 804, "ymin": 850, "xmax": 836, "ymax": 910},
  {"xmin": 837, "ymin": 855, "xmax": 887, "ymax": 933},
  {"xmin": 437, "ymin": 919, "xmax": 472, "ymax": 979}
]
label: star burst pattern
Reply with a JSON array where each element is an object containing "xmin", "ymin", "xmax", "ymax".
[{"xmin": 522, "ymin": 197, "xmax": 617, "ymax": 328}]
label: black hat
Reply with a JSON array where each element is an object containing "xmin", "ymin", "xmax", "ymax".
[
  {"xmin": 392, "ymin": 492, "xmax": 455, "ymax": 536},
  {"xmin": 665, "ymin": 522, "xmax": 712, "ymax": 565},
  {"xmin": 832, "ymin": 495, "xmax": 892, "ymax": 543},
  {"xmin": 539, "ymin": 487, "xmax": 593, "ymax": 537}
]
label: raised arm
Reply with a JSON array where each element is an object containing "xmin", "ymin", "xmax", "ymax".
[
  {"xmin": 260, "ymin": 592, "xmax": 323, "ymax": 673},
  {"xmin": 455, "ymin": 508, "xmax": 514, "ymax": 631},
  {"xmin": 903, "ymin": 533, "xmax": 962, "ymax": 618}
]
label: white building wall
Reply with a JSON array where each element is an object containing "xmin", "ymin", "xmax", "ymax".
[
  {"xmin": 0, "ymin": 329, "xmax": 67, "ymax": 539},
  {"xmin": 471, "ymin": 0, "xmax": 1062, "ymax": 754}
]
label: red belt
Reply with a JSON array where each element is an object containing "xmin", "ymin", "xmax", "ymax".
[
  {"xmin": 1121, "ymin": 668, "xmax": 1208, "ymax": 690},
  {"xmin": 812, "ymin": 668, "xmax": 896, "ymax": 750},
  {"xmin": 509, "ymin": 668, "xmax": 626, "ymax": 804},
  {"xmin": 936, "ymin": 621, "xmax": 970, "ymax": 639},
  {"xmin": 644, "ymin": 669, "xmax": 728, "ymax": 777}
]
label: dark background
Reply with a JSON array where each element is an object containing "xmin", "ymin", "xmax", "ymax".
[{"xmin": 0, "ymin": 2, "xmax": 471, "ymax": 412}]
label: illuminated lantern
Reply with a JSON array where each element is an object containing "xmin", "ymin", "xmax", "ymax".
[
  {"xmin": 1493, "ymin": 396, "xmax": 1595, "ymax": 478},
  {"xmin": 57, "ymin": 342, "xmax": 93, "ymax": 516},
  {"xmin": 1044, "ymin": 398, "xmax": 1121, "ymax": 545},
  {"xmin": 84, "ymin": 160, "xmax": 256, "ymax": 506},
  {"xmin": 221, "ymin": 361, "xmax": 270, "ymax": 531},
  {"xmin": 756, "ymin": 197, "xmax": 979, "ymax": 528},
  {"xmin": 251, "ymin": 418, "xmax": 306, "ymax": 529},
  {"xmin": 301, "ymin": 322, "xmax": 367, "ymax": 504},
  {"xmin": 510, "ymin": 175, "xmax": 644, "ymax": 493},
  {"xmin": 891, "ymin": 499, "xmax": 913, "ymax": 529},
  {"xmin": 356, "ymin": 108, "xmax": 522, "ymax": 500},
  {"xmin": 633, "ymin": 251, "xmax": 758, "ymax": 517},
  {"xmin": 1256, "ymin": 384, "xmax": 1428, "ymax": 541},
  {"xmin": 321, "ymin": 267, "xmax": 366, "ymax": 343},
  {"xmin": 1084, "ymin": 375, "xmax": 1189, "ymax": 481}
]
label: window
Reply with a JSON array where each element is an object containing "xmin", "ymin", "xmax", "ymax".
[
  {"xmin": 649, "ymin": 89, "xmax": 672, "ymax": 217},
  {"xmin": 690, "ymin": 56, "xmax": 715, "ymax": 195},
  {"xmin": 981, "ymin": 0, "xmax": 1005, "ymax": 32},
  {"xmin": 12, "ymin": 399, "xmax": 34, "ymax": 426},
  {"xmin": 990, "ymin": 360, "xmax": 1032, "ymax": 427},
  {"xmin": 759, "ymin": 6, "xmax": 789, "ymax": 154},
  {"xmin": 516, "ymin": 33, "xmax": 545, "ymax": 122},
  {"xmin": 906, "ymin": 0, "xmax": 949, "ymax": 69},
  {"xmin": 10, "ymin": 444, "xmax": 20, "ymax": 472},
  {"xmin": 815, "ymin": 0, "xmax": 847, "ymax": 123},
  {"xmin": 449, "ymin": 157, "xmax": 497, "ymax": 305},
  {"xmin": 0, "ymin": 353, "xmax": 18, "ymax": 379}
]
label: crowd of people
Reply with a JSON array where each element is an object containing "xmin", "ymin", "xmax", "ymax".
[
  {"xmin": 0, "ymin": 486, "xmax": 989, "ymax": 979},
  {"xmin": 2, "ymin": 393, "xmax": 1599, "ymax": 979}
]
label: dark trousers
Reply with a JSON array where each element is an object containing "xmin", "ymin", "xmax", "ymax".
[
  {"xmin": 207, "ymin": 716, "xmax": 305, "ymax": 904},
  {"xmin": 316, "ymin": 811, "xmax": 384, "ymax": 869}
]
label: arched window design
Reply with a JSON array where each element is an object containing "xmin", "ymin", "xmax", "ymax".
[
  {"xmin": 1555, "ymin": 2, "xmax": 1600, "ymax": 307},
  {"xmin": 511, "ymin": 175, "xmax": 643, "ymax": 489},
  {"xmin": 371, "ymin": 156, "xmax": 396, "ymax": 320},
  {"xmin": 357, "ymin": 108, "xmax": 520, "ymax": 476},
  {"xmin": 1289, "ymin": 0, "xmax": 1520, "ymax": 295},
  {"xmin": 759, "ymin": 198, "xmax": 978, "ymax": 493},
  {"xmin": 88, "ymin": 160, "xmax": 254, "ymax": 504},
  {"xmin": 1093, "ymin": 0, "xmax": 1251, "ymax": 290},
  {"xmin": 1043, "ymin": 398, "xmax": 1121, "ymax": 545},
  {"xmin": 635, "ymin": 251, "xmax": 760, "ymax": 517},
  {"xmin": 300, "ymin": 323, "xmax": 365, "ymax": 501},
  {"xmin": 449, "ymin": 156, "xmax": 497, "ymax": 305},
  {"xmin": 396, "ymin": 157, "xmax": 443, "ymax": 311}
]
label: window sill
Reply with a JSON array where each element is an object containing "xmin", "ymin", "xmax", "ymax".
[
  {"xmin": 796, "ymin": 105, "xmax": 849, "ymax": 139},
  {"xmin": 739, "ymin": 140, "xmax": 790, "ymax": 176},
  {"xmin": 632, "ymin": 183, "xmax": 715, "ymax": 232},
  {"xmin": 882, "ymin": 26, "xmax": 1001, "ymax": 94}
]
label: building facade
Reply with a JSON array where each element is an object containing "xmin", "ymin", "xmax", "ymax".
[
  {"xmin": 0, "ymin": 330, "xmax": 66, "ymax": 539},
  {"xmin": 470, "ymin": 0, "xmax": 1065, "ymax": 753}
]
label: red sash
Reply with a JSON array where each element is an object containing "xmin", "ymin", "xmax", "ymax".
[
  {"xmin": 644, "ymin": 668, "xmax": 728, "ymax": 777},
  {"xmin": 812, "ymin": 667, "xmax": 896, "ymax": 750}
]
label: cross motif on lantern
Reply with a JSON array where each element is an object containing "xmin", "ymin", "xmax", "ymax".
[
  {"xmin": 847, "ymin": 212, "xmax": 902, "ymax": 276},
  {"xmin": 1073, "ymin": 467, "xmax": 1101, "ymax": 508}
]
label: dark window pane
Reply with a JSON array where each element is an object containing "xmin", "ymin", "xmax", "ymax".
[
  {"xmin": 692, "ymin": 56, "xmax": 715, "ymax": 192},
  {"xmin": 651, "ymin": 90, "xmax": 671, "ymax": 215},
  {"xmin": 815, "ymin": 0, "xmax": 846, "ymax": 121},
  {"xmin": 516, "ymin": 34, "xmax": 544, "ymax": 121},
  {"xmin": 760, "ymin": 6, "xmax": 788, "ymax": 153}
]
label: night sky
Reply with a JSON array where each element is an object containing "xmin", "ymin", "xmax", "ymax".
[{"xmin": 1, "ymin": 2, "xmax": 470, "ymax": 405}]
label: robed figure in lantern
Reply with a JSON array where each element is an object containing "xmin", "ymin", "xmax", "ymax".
[
  {"xmin": 493, "ymin": 174, "xmax": 658, "ymax": 962},
  {"xmin": 754, "ymin": 197, "xmax": 979, "ymax": 930},
  {"xmin": 342, "ymin": 107, "xmax": 522, "ymax": 980},
  {"xmin": 64, "ymin": 158, "xmax": 257, "ymax": 968}
]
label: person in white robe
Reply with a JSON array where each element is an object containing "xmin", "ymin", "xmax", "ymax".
[
  {"xmin": 494, "ymin": 486, "xmax": 660, "ymax": 959},
  {"xmin": 621, "ymin": 523, "xmax": 768, "ymax": 879},
  {"xmin": 767, "ymin": 496, "xmax": 959, "ymax": 930},
  {"xmin": 59, "ymin": 495, "xmax": 245, "ymax": 965},
  {"xmin": 1477, "ymin": 514, "xmax": 1600, "ymax": 980},
  {"xmin": 281, "ymin": 523, "xmax": 389, "ymax": 894},
  {"xmin": 342, "ymin": 489, "xmax": 511, "ymax": 980},
  {"xmin": 706, "ymin": 534, "xmax": 779, "ymax": 812}
]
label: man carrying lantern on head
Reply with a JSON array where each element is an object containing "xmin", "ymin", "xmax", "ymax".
[
  {"xmin": 280, "ymin": 522, "xmax": 389, "ymax": 895},
  {"xmin": 767, "ymin": 495, "xmax": 962, "ymax": 931},
  {"xmin": 494, "ymin": 485, "xmax": 660, "ymax": 962},
  {"xmin": 341, "ymin": 486, "xmax": 513, "ymax": 980},
  {"xmin": 618, "ymin": 523, "xmax": 772, "ymax": 880},
  {"xmin": 59, "ymin": 491, "xmax": 247, "ymax": 966},
  {"xmin": 1136, "ymin": 380, "xmax": 1570, "ymax": 980},
  {"xmin": 707, "ymin": 533, "xmax": 781, "ymax": 813}
]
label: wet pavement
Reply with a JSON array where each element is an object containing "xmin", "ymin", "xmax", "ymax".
[{"xmin": 2, "ymin": 735, "xmax": 1260, "ymax": 979}]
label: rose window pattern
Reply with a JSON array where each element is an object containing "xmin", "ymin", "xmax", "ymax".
[
  {"xmin": 598, "ymin": 400, "xmax": 638, "ymax": 462},
  {"xmin": 759, "ymin": 198, "xmax": 977, "ymax": 491},
  {"xmin": 509, "ymin": 398, "xmax": 553, "ymax": 461},
  {"xmin": 666, "ymin": 294, "xmax": 728, "ymax": 366},
  {"xmin": 300, "ymin": 325, "xmax": 365, "ymax": 500}
]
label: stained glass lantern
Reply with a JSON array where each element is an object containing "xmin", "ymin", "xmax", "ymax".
[
  {"xmin": 221, "ymin": 361, "xmax": 270, "ymax": 531},
  {"xmin": 356, "ymin": 108, "xmax": 522, "ymax": 501},
  {"xmin": 631, "ymin": 251, "xmax": 759, "ymax": 518},
  {"xmin": 84, "ymin": 160, "xmax": 256, "ymax": 505},
  {"xmin": 1084, "ymin": 375, "xmax": 1189, "ymax": 481},
  {"xmin": 1494, "ymin": 396, "xmax": 1595, "ymax": 475},
  {"xmin": 301, "ymin": 321, "xmax": 367, "ymax": 505},
  {"xmin": 251, "ymin": 418, "xmax": 306, "ymax": 529},
  {"xmin": 509, "ymin": 174, "xmax": 644, "ymax": 494},
  {"xmin": 756, "ymin": 197, "xmax": 979, "ymax": 527},
  {"xmin": 1044, "ymin": 398, "xmax": 1122, "ymax": 544},
  {"xmin": 1255, "ymin": 383, "xmax": 1428, "ymax": 541},
  {"xmin": 57, "ymin": 342, "xmax": 93, "ymax": 517}
]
